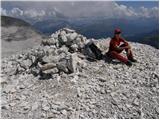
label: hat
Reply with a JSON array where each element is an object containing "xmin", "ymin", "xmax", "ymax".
[{"xmin": 114, "ymin": 28, "xmax": 121, "ymax": 34}]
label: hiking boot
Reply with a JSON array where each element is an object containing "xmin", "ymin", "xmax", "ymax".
[
  {"xmin": 129, "ymin": 58, "xmax": 137, "ymax": 62},
  {"xmin": 126, "ymin": 60, "xmax": 132, "ymax": 66}
]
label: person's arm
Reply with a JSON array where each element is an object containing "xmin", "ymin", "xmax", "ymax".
[
  {"xmin": 120, "ymin": 37, "xmax": 131, "ymax": 49},
  {"xmin": 110, "ymin": 40, "xmax": 124, "ymax": 51},
  {"xmin": 117, "ymin": 46, "xmax": 126, "ymax": 50}
]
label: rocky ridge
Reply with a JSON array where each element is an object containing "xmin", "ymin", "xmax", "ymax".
[
  {"xmin": 1, "ymin": 28, "xmax": 159, "ymax": 119},
  {"xmin": 1, "ymin": 16, "xmax": 44, "ymax": 57}
]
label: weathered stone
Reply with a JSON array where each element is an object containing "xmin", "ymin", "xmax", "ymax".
[
  {"xmin": 0, "ymin": 79, "xmax": 8, "ymax": 85},
  {"xmin": 132, "ymin": 98, "xmax": 139, "ymax": 106},
  {"xmin": 63, "ymin": 28, "xmax": 75, "ymax": 33},
  {"xmin": 18, "ymin": 85, "xmax": 25, "ymax": 90},
  {"xmin": 57, "ymin": 45, "xmax": 69, "ymax": 54},
  {"xmin": 42, "ymin": 101, "xmax": 50, "ymax": 111},
  {"xmin": 30, "ymin": 67, "xmax": 40, "ymax": 76},
  {"xmin": 59, "ymin": 35, "xmax": 68, "ymax": 45},
  {"xmin": 9, "ymin": 102, "xmax": 16, "ymax": 107},
  {"xmin": 105, "ymin": 89, "xmax": 111, "ymax": 93},
  {"xmin": 61, "ymin": 109, "xmax": 67, "ymax": 115},
  {"xmin": 23, "ymin": 59, "xmax": 32, "ymax": 68},
  {"xmin": 75, "ymin": 37, "xmax": 81, "ymax": 44},
  {"xmin": 39, "ymin": 63, "xmax": 57, "ymax": 71},
  {"xmin": 56, "ymin": 58, "xmax": 69, "ymax": 73},
  {"xmin": 98, "ymin": 77, "xmax": 107, "ymax": 82},
  {"xmin": 10, "ymin": 87, "xmax": 16, "ymax": 93},
  {"xmin": 67, "ymin": 33, "xmax": 78, "ymax": 42},
  {"xmin": 47, "ymin": 113, "xmax": 55, "ymax": 119},
  {"xmin": 67, "ymin": 53, "xmax": 79, "ymax": 73},
  {"xmin": 100, "ymin": 89, "xmax": 106, "ymax": 94},
  {"xmin": 43, "ymin": 68, "xmax": 59, "ymax": 74},
  {"xmin": 71, "ymin": 44, "xmax": 79, "ymax": 52},
  {"xmin": 15, "ymin": 64, "xmax": 26, "ymax": 74},
  {"xmin": 3, "ymin": 85, "xmax": 15, "ymax": 93},
  {"xmin": 1, "ymin": 104, "xmax": 10, "ymax": 110},
  {"xmin": 42, "ymin": 55, "xmax": 52, "ymax": 63},
  {"xmin": 32, "ymin": 102, "xmax": 39, "ymax": 111}
]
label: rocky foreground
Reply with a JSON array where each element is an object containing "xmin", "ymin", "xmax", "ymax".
[{"xmin": 1, "ymin": 28, "xmax": 159, "ymax": 119}]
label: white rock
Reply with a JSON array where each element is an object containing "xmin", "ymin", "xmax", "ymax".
[
  {"xmin": 67, "ymin": 33, "xmax": 78, "ymax": 42},
  {"xmin": 98, "ymin": 77, "xmax": 107, "ymax": 82},
  {"xmin": 43, "ymin": 68, "xmax": 59, "ymax": 74},
  {"xmin": 3, "ymin": 85, "xmax": 15, "ymax": 93},
  {"xmin": 60, "ymin": 30, "xmax": 66, "ymax": 35},
  {"xmin": 0, "ymin": 79, "xmax": 8, "ymax": 84},
  {"xmin": 63, "ymin": 28, "xmax": 75, "ymax": 33},
  {"xmin": 67, "ymin": 53, "xmax": 79, "ymax": 73},
  {"xmin": 18, "ymin": 84, "xmax": 25, "ymax": 89},
  {"xmin": 10, "ymin": 87, "xmax": 16, "ymax": 93},
  {"xmin": 57, "ymin": 58, "xmax": 69, "ymax": 73},
  {"xmin": 42, "ymin": 100, "xmax": 50, "ymax": 111},
  {"xmin": 61, "ymin": 109, "xmax": 67, "ymax": 115},
  {"xmin": 32, "ymin": 102, "xmax": 39, "ymax": 111},
  {"xmin": 71, "ymin": 44, "xmax": 78, "ymax": 52},
  {"xmin": 76, "ymin": 37, "xmax": 82, "ymax": 43},
  {"xmin": 59, "ymin": 35, "xmax": 68, "ymax": 45},
  {"xmin": 132, "ymin": 98, "xmax": 139, "ymax": 106},
  {"xmin": 9, "ymin": 102, "xmax": 16, "ymax": 107},
  {"xmin": 23, "ymin": 59, "xmax": 32, "ymax": 68},
  {"xmin": 58, "ymin": 45, "xmax": 69, "ymax": 54},
  {"xmin": 1, "ymin": 104, "xmax": 10, "ymax": 110}
]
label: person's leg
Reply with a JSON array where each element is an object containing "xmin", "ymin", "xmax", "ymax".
[
  {"xmin": 119, "ymin": 44, "xmax": 136, "ymax": 61},
  {"xmin": 127, "ymin": 49, "xmax": 134, "ymax": 60},
  {"xmin": 125, "ymin": 47, "xmax": 137, "ymax": 62},
  {"xmin": 110, "ymin": 51, "xmax": 128, "ymax": 63}
]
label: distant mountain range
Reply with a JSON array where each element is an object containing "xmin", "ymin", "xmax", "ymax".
[
  {"xmin": 32, "ymin": 17, "xmax": 159, "ymax": 48},
  {"xmin": 1, "ymin": 16, "xmax": 46, "ymax": 41},
  {"xmin": 1, "ymin": 15, "xmax": 159, "ymax": 49},
  {"xmin": 32, "ymin": 17, "xmax": 158, "ymax": 38},
  {"xmin": 1, "ymin": 15, "xmax": 31, "ymax": 27},
  {"xmin": 1, "ymin": 16, "xmax": 44, "ymax": 57},
  {"xmin": 126, "ymin": 29, "xmax": 159, "ymax": 49}
]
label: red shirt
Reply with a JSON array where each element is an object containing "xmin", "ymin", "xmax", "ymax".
[{"xmin": 109, "ymin": 37, "xmax": 128, "ymax": 52}]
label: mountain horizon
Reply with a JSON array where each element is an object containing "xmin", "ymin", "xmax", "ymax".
[
  {"xmin": 1, "ymin": 1, "xmax": 159, "ymax": 49},
  {"xmin": 1, "ymin": 15, "xmax": 159, "ymax": 49}
]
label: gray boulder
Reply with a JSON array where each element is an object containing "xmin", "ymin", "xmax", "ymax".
[
  {"xmin": 56, "ymin": 58, "xmax": 69, "ymax": 73},
  {"xmin": 62, "ymin": 28, "xmax": 75, "ymax": 33},
  {"xmin": 67, "ymin": 33, "xmax": 78, "ymax": 42}
]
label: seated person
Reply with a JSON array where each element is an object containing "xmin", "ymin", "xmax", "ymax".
[{"xmin": 107, "ymin": 28, "xmax": 137, "ymax": 66}]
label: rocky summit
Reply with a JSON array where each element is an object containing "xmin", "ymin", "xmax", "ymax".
[{"xmin": 1, "ymin": 28, "xmax": 159, "ymax": 119}]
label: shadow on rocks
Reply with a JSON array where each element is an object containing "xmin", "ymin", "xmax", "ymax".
[
  {"xmin": 86, "ymin": 52, "xmax": 123, "ymax": 66},
  {"xmin": 103, "ymin": 52, "xmax": 125, "ymax": 65},
  {"xmin": 39, "ymin": 70, "xmax": 53, "ymax": 80}
]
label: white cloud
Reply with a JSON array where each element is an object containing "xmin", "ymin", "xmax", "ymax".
[
  {"xmin": 24, "ymin": 9, "xmax": 46, "ymax": 18},
  {"xmin": 0, "ymin": 8, "xmax": 7, "ymax": 16},
  {"xmin": 11, "ymin": 8, "xmax": 23, "ymax": 16},
  {"xmin": 113, "ymin": 3, "xmax": 138, "ymax": 18},
  {"xmin": 139, "ymin": 6, "xmax": 158, "ymax": 18},
  {"xmin": 1, "ymin": 1, "xmax": 158, "ymax": 21}
]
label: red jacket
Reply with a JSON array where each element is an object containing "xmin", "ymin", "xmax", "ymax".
[{"xmin": 108, "ymin": 37, "xmax": 128, "ymax": 52}]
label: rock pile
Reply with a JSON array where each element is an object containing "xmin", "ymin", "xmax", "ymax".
[
  {"xmin": 2, "ymin": 28, "xmax": 93, "ymax": 79},
  {"xmin": 4, "ymin": 28, "xmax": 110, "ymax": 79},
  {"xmin": 42, "ymin": 28, "xmax": 87, "ymax": 52},
  {"xmin": 1, "ymin": 28, "xmax": 159, "ymax": 119}
]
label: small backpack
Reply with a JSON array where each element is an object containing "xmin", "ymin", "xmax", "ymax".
[{"xmin": 88, "ymin": 42, "xmax": 103, "ymax": 60}]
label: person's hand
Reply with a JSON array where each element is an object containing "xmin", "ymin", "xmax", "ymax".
[
  {"xmin": 127, "ymin": 45, "xmax": 131, "ymax": 49},
  {"xmin": 124, "ymin": 45, "xmax": 131, "ymax": 49}
]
